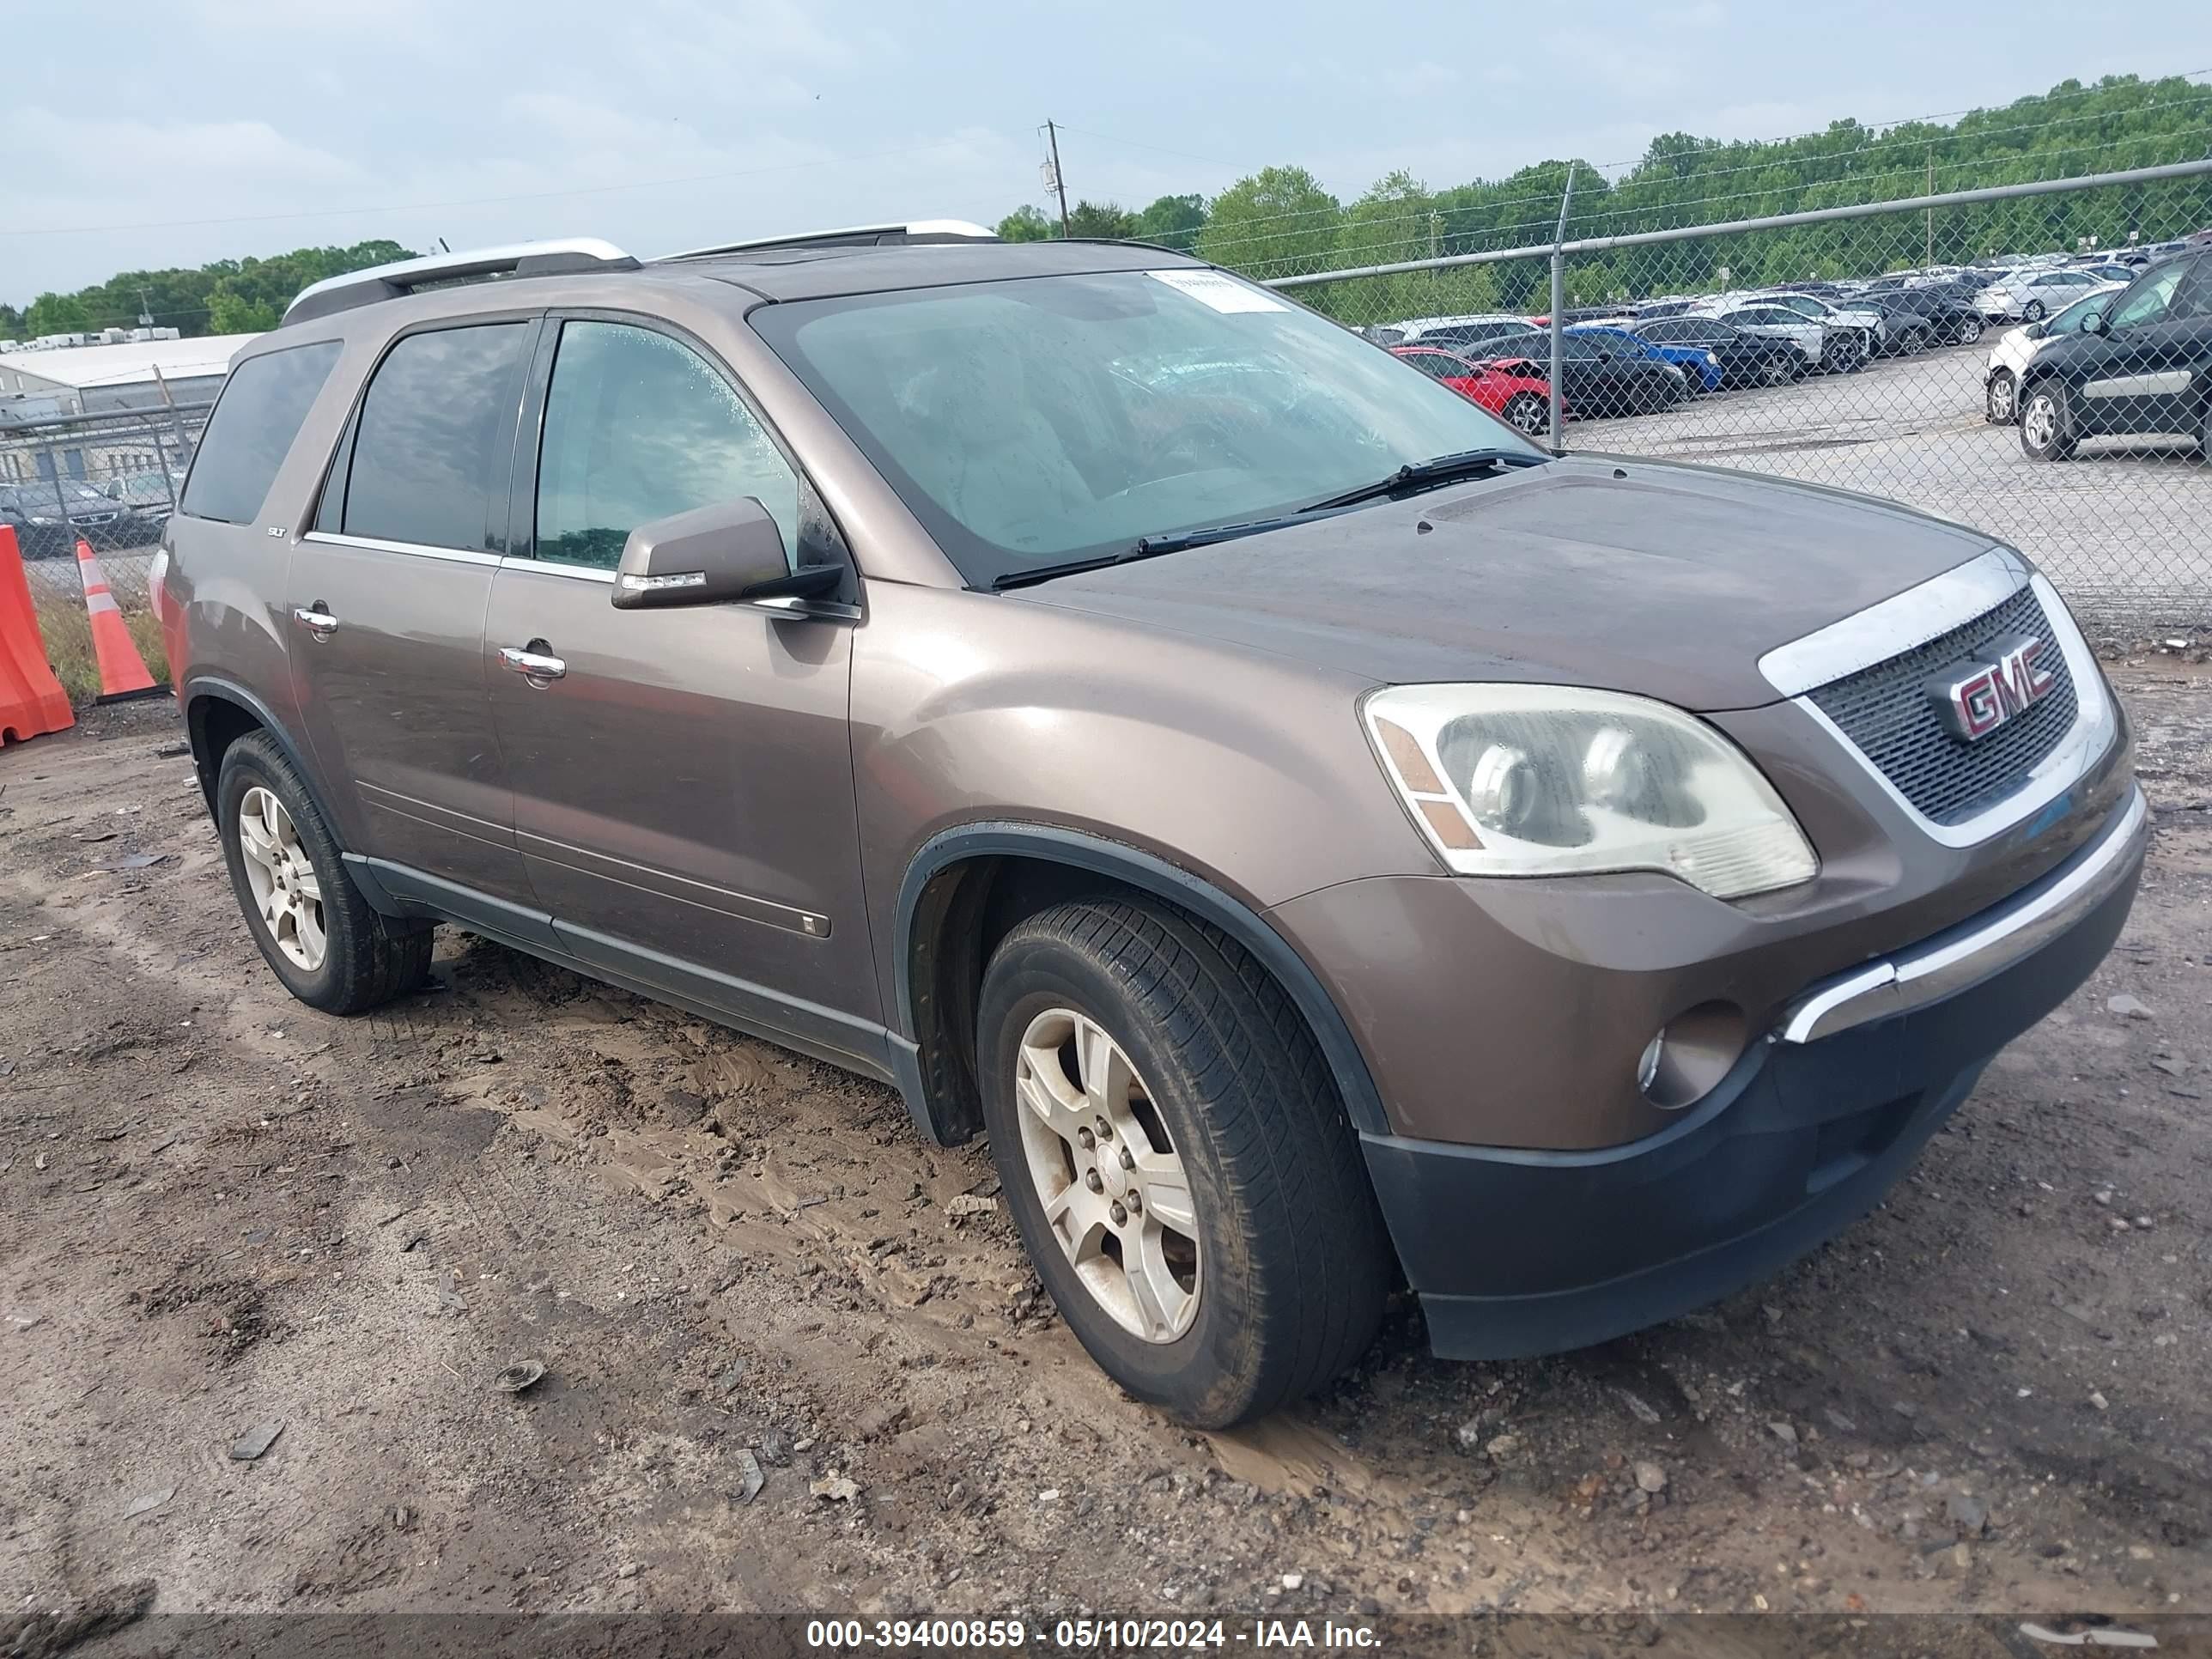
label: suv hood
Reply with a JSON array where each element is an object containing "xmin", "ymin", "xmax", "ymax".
[{"xmin": 1012, "ymin": 457, "xmax": 1996, "ymax": 711}]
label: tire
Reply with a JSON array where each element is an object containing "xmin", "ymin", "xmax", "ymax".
[
  {"xmin": 2023, "ymin": 299, "xmax": 2046, "ymax": 323},
  {"xmin": 1503, "ymin": 392, "xmax": 1549, "ymax": 437},
  {"xmin": 975, "ymin": 896, "xmax": 1392, "ymax": 1428},
  {"xmin": 1956, "ymin": 315, "xmax": 1984, "ymax": 345},
  {"xmin": 1756, "ymin": 354, "xmax": 1790, "ymax": 388},
  {"xmin": 1985, "ymin": 368, "xmax": 2017, "ymax": 425},
  {"xmin": 216, "ymin": 732, "xmax": 431, "ymax": 1014},
  {"xmin": 2018, "ymin": 380, "xmax": 2079, "ymax": 462},
  {"xmin": 1901, "ymin": 325, "xmax": 1929, "ymax": 354}
]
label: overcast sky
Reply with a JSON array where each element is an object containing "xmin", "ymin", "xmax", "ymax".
[{"xmin": 5, "ymin": 0, "xmax": 2209, "ymax": 304}]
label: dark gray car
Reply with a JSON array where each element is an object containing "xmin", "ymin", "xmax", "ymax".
[{"xmin": 155, "ymin": 227, "xmax": 2143, "ymax": 1426}]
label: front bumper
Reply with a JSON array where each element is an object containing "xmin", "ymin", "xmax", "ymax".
[{"xmin": 1356, "ymin": 786, "xmax": 2146, "ymax": 1361}]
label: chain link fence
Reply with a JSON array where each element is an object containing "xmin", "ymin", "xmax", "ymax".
[
  {"xmin": 2, "ymin": 402, "xmax": 205, "ymax": 611},
  {"xmin": 1253, "ymin": 160, "xmax": 2212, "ymax": 643}
]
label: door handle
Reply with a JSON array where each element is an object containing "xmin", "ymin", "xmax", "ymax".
[
  {"xmin": 292, "ymin": 605, "xmax": 338, "ymax": 638},
  {"xmin": 498, "ymin": 643, "xmax": 566, "ymax": 682}
]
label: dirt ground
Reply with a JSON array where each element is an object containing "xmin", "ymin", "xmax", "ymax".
[{"xmin": 3, "ymin": 660, "xmax": 2209, "ymax": 1639}]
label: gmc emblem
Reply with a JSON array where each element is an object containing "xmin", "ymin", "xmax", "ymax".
[{"xmin": 1925, "ymin": 633, "xmax": 2056, "ymax": 741}]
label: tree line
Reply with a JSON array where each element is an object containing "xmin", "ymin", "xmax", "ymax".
[
  {"xmin": 3, "ymin": 241, "xmax": 416, "ymax": 342},
  {"xmin": 11, "ymin": 73, "xmax": 2203, "ymax": 343},
  {"xmin": 998, "ymin": 72, "xmax": 2212, "ymax": 319}
]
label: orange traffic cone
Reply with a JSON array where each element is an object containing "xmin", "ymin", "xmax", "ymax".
[
  {"xmin": 74, "ymin": 538, "xmax": 161, "ymax": 702},
  {"xmin": 0, "ymin": 525, "xmax": 75, "ymax": 744}
]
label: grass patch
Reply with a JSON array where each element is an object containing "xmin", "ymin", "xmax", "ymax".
[{"xmin": 32, "ymin": 594, "xmax": 169, "ymax": 705}]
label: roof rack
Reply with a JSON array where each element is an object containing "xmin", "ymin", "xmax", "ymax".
[
  {"xmin": 658, "ymin": 220, "xmax": 996, "ymax": 263},
  {"xmin": 283, "ymin": 239, "xmax": 641, "ymax": 325}
]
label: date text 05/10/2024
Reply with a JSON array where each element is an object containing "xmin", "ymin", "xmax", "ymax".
[{"xmin": 803, "ymin": 1618, "xmax": 1382, "ymax": 1650}]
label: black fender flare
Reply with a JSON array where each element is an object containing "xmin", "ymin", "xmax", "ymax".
[
  {"xmin": 181, "ymin": 674, "xmax": 342, "ymax": 846},
  {"xmin": 893, "ymin": 821, "xmax": 1389, "ymax": 1139}
]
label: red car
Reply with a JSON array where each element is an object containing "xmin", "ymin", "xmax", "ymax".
[{"xmin": 1389, "ymin": 344, "xmax": 1557, "ymax": 438}]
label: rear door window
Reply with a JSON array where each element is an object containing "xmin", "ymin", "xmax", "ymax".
[
  {"xmin": 180, "ymin": 339, "xmax": 342, "ymax": 526},
  {"xmin": 339, "ymin": 324, "xmax": 531, "ymax": 551}
]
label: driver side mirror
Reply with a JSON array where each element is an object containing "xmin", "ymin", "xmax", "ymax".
[
  {"xmin": 611, "ymin": 497, "xmax": 840, "ymax": 611},
  {"xmin": 2082, "ymin": 309, "xmax": 2110, "ymax": 337}
]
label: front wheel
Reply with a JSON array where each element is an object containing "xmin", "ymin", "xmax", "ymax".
[
  {"xmin": 976, "ymin": 897, "xmax": 1391, "ymax": 1428},
  {"xmin": 1956, "ymin": 315, "xmax": 1984, "ymax": 345},
  {"xmin": 1985, "ymin": 368, "xmax": 2018, "ymax": 425},
  {"xmin": 2019, "ymin": 381, "xmax": 2079, "ymax": 461},
  {"xmin": 1901, "ymin": 325, "xmax": 1929, "ymax": 354},
  {"xmin": 1503, "ymin": 392, "xmax": 1550, "ymax": 437}
]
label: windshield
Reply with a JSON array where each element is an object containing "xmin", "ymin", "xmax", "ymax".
[{"xmin": 752, "ymin": 268, "xmax": 1542, "ymax": 586}]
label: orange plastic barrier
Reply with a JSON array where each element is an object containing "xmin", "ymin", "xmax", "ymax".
[
  {"xmin": 0, "ymin": 525, "xmax": 75, "ymax": 744},
  {"xmin": 74, "ymin": 538, "xmax": 160, "ymax": 701}
]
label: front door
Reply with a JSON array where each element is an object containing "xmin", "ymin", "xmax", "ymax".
[
  {"xmin": 483, "ymin": 316, "xmax": 880, "ymax": 1054},
  {"xmin": 289, "ymin": 318, "xmax": 538, "ymax": 907},
  {"xmin": 2075, "ymin": 259, "xmax": 2199, "ymax": 435}
]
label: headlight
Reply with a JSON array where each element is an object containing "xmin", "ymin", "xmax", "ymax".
[{"xmin": 1364, "ymin": 684, "xmax": 1819, "ymax": 899}]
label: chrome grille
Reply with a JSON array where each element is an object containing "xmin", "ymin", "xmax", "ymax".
[{"xmin": 1806, "ymin": 584, "xmax": 2079, "ymax": 826}]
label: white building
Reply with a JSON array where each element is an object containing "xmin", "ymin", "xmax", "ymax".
[{"xmin": 0, "ymin": 333, "xmax": 259, "ymax": 418}]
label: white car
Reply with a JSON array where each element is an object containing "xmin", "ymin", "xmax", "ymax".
[
  {"xmin": 1982, "ymin": 284, "xmax": 2126, "ymax": 424},
  {"xmin": 1759, "ymin": 293, "xmax": 1887, "ymax": 367},
  {"xmin": 1389, "ymin": 313, "xmax": 1541, "ymax": 351},
  {"xmin": 1972, "ymin": 266, "xmax": 2113, "ymax": 323},
  {"xmin": 1698, "ymin": 301, "xmax": 1826, "ymax": 368}
]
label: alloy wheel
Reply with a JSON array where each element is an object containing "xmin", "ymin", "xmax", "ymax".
[
  {"xmin": 236, "ymin": 786, "xmax": 326, "ymax": 971},
  {"xmin": 1012, "ymin": 1006, "xmax": 1200, "ymax": 1344},
  {"xmin": 2021, "ymin": 393, "xmax": 2058, "ymax": 452},
  {"xmin": 1988, "ymin": 373, "xmax": 2016, "ymax": 422}
]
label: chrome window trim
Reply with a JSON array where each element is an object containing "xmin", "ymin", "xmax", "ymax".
[
  {"xmin": 1786, "ymin": 571, "xmax": 2114, "ymax": 848},
  {"xmin": 1778, "ymin": 786, "xmax": 2145, "ymax": 1043},
  {"xmin": 301, "ymin": 530, "xmax": 501, "ymax": 568},
  {"xmin": 1757, "ymin": 545, "xmax": 2030, "ymax": 697},
  {"xmin": 496, "ymin": 555, "xmax": 614, "ymax": 585}
]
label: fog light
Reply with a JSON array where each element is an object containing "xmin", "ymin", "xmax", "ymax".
[{"xmin": 1637, "ymin": 1002, "xmax": 1748, "ymax": 1111}]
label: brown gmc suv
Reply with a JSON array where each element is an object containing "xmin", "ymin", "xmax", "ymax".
[{"xmin": 155, "ymin": 225, "xmax": 2145, "ymax": 1427}]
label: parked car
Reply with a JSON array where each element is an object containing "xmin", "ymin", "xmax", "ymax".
[
  {"xmin": 1983, "ymin": 287, "xmax": 2122, "ymax": 424},
  {"xmin": 1468, "ymin": 329, "xmax": 1688, "ymax": 417},
  {"xmin": 2018, "ymin": 250, "xmax": 2212, "ymax": 460},
  {"xmin": 1389, "ymin": 345, "xmax": 1558, "ymax": 435},
  {"xmin": 1755, "ymin": 294, "xmax": 1881, "ymax": 369},
  {"xmin": 1861, "ymin": 285, "xmax": 1984, "ymax": 348},
  {"xmin": 104, "ymin": 471, "xmax": 186, "ymax": 522},
  {"xmin": 1701, "ymin": 302, "xmax": 1826, "ymax": 369},
  {"xmin": 1972, "ymin": 266, "xmax": 2114, "ymax": 323},
  {"xmin": 0, "ymin": 479, "xmax": 155, "ymax": 557},
  {"xmin": 1567, "ymin": 322, "xmax": 1723, "ymax": 392},
  {"xmin": 1389, "ymin": 313, "xmax": 1538, "ymax": 351},
  {"xmin": 161, "ymin": 230, "xmax": 2143, "ymax": 1426},
  {"xmin": 1628, "ymin": 316, "xmax": 1802, "ymax": 388}
]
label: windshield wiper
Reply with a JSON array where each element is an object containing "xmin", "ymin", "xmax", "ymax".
[
  {"xmin": 990, "ymin": 514, "xmax": 1299, "ymax": 591},
  {"xmin": 1300, "ymin": 446, "xmax": 1548, "ymax": 513}
]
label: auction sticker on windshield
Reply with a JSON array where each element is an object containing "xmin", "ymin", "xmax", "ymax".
[{"xmin": 1146, "ymin": 269, "xmax": 1290, "ymax": 313}]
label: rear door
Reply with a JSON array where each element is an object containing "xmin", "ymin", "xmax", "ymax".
[
  {"xmin": 289, "ymin": 318, "xmax": 538, "ymax": 907},
  {"xmin": 483, "ymin": 314, "xmax": 881, "ymax": 1054}
]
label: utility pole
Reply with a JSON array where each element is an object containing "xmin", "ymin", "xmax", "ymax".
[
  {"xmin": 1044, "ymin": 120, "xmax": 1072, "ymax": 239},
  {"xmin": 1926, "ymin": 149, "xmax": 1935, "ymax": 268}
]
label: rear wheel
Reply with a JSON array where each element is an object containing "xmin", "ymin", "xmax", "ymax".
[
  {"xmin": 1503, "ymin": 392, "xmax": 1549, "ymax": 437},
  {"xmin": 1956, "ymin": 315, "xmax": 1984, "ymax": 345},
  {"xmin": 217, "ymin": 732, "xmax": 431, "ymax": 1013},
  {"xmin": 976, "ymin": 896, "xmax": 1391, "ymax": 1427},
  {"xmin": 2024, "ymin": 299, "xmax": 2047, "ymax": 323},
  {"xmin": 1985, "ymin": 368, "xmax": 2018, "ymax": 425},
  {"xmin": 1900, "ymin": 325, "xmax": 1929, "ymax": 354},
  {"xmin": 2019, "ymin": 380, "xmax": 2079, "ymax": 461}
]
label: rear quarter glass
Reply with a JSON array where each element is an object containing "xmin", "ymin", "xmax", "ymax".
[{"xmin": 180, "ymin": 340, "xmax": 344, "ymax": 526}]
